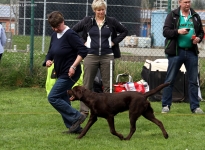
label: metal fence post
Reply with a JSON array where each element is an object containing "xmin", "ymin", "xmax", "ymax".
[
  {"xmin": 167, "ymin": 0, "xmax": 171, "ymax": 13},
  {"xmin": 30, "ymin": 0, "xmax": 34, "ymax": 74},
  {"xmin": 42, "ymin": 0, "xmax": 46, "ymax": 53}
]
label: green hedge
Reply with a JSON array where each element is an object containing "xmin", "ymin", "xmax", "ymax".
[{"xmin": 0, "ymin": 51, "xmax": 46, "ymax": 87}]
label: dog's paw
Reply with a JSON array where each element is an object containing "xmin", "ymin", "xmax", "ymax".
[
  {"xmin": 118, "ymin": 135, "xmax": 125, "ymax": 140},
  {"xmin": 164, "ymin": 133, "xmax": 169, "ymax": 139},
  {"xmin": 123, "ymin": 137, "xmax": 131, "ymax": 140},
  {"xmin": 76, "ymin": 136, "xmax": 83, "ymax": 139}
]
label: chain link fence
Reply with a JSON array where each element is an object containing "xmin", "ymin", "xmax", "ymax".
[{"xmin": 0, "ymin": 0, "xmax": 205, "ymax": 88}]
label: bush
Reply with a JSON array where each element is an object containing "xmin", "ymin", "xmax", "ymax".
[
  {"xmin": 1, "ymin": 50, "xmax": 205, "ymax": 99},
  {"xmin": 0, "ymin": 51, "xmax": 146, "ymax": 88},
  {"xmin": 0, "ymin": 51, "xmax": 46, "ymax": 87}
]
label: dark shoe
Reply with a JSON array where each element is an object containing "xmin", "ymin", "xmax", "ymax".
[
  {"xmin": 81, "ymin": 111, "xmax": 89, "ymax": 118},
  {"xmin": 69, "ymin": 113, "xmax": 86, "ymax": 132},
  {"xmin": 62, "ymin": 127, "xmax": 83, "ymax": 134},
  {"xmin": 63, "ymin": 127, "xmax": 83, "ymax": 134}
]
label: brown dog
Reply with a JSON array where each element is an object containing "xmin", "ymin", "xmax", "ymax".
[{"xmin": 67, "ymin": 83, "xmax": 169, "ymax": 140}]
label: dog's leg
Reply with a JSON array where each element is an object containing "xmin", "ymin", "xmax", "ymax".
[
  {"xmin": 77, "ymin": 114, "xmax": 97, "ymax": 139},
  {"xmin": 106, "ymin": 115, "xmax": 124, "ymax": 140},
  {"xmin": 124, "ymin": 112, "xmax": 141, "ymax": 140},
  {"xmin": 142, "ymin": 109, "xmax": 169, "ymax": 139}
]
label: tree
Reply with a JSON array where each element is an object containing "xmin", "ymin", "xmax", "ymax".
[
  {"xmin": 192, "ymin": 0, "xmax": 205, "ymax": 9},
  {"xmin": 1, "ymin": 0, "xmax": 10, "ymax": 4},
  {"xmin": 8, "ymin": 0, "xmax": 19, "ymax": 35},
  {"xmin": 141, "ymin": 0, "xmax": 155, "ymax": 9},
  {"xmin": 148, "ymin": 0, "xmax": 155, "ymax": 9},
  {"xmin": 141, "ymin": 0, "xmax": 155, "ymax": 37}
]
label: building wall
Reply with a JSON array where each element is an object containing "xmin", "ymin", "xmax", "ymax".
[
  {"xmin": 0, "ymin": 18, "xmax": 15, "ymax": 34},
  {"xmin": 155, "ymin": 0, "xmax": 178, "ymax": 10},
  {"xmin": 151, "ymin": 11, "xmax": 167, "ymax": 47}
]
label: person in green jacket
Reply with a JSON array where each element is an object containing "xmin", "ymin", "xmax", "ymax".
[{"xmin": 161, "ymin": 0, "xmax": 204, "ymax": 114}]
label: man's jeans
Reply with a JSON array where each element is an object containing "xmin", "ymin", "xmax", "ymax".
[
  {"xmin": 162, "ymin": 48, "xmax": 199, "ymax": 111},
  {"xmin": 48, "ymin": 77, "xmax": 81, "ymax": 128}
]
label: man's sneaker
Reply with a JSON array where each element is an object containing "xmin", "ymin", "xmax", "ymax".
[
  {"xmin": 193, "ymin": 108, "xmax": 204, "ymax": 114},
  {"xmin": 69, "ymin": 113, "xmax": 86, "ymax": 132},
  {"xmin": 161, "ymin": 105, "xmax": 169, "ymax": 113}
]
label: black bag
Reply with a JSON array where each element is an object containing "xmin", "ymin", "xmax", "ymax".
[
  {"xmin": 93, "ymin": 69, "xmax": 103, "ymax": 93},
  {"xmin": 51, "ymin": 68, "xmax": 57, "ymax": 79},
  {"xmin": 141, "ymin": 60, "xmax": 187, "ymax": 103}
]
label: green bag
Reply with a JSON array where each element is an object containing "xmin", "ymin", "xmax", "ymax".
[
  {"xmin": 45, "ymin": 63, "xmax": 84, "ymax": 96},
  {"xmin": 46, "ymin": 64, "xmax": 56, "ymax": 96}
]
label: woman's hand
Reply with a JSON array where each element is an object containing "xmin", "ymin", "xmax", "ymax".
[
  {"xmin": 46, "ymin": 60, "xmax": 53, "ymax": 67},
  {"xmin": 84, "ymin": 42, "xmax": 87, "ymax": 46},
  {"xmin": 68, "ymin": 66, "xmax": 76, "ymax": 77}
]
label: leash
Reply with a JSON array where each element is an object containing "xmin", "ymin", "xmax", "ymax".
[
  {"xmin": 69, "ymin": 77, "xmax": 76, "ymax": 83},
  {"xmin": 69, "ymin": 77, "xmax": 81, "ymax": 86}
]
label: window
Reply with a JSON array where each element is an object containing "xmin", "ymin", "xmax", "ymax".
[{"xmin": 0, "ymin": 22, "xmax": 6, "ymax": 30}]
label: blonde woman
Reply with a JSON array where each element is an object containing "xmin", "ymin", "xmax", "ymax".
[{"xmin": 72, "ymin": 0, "xmax": 128, "ymax": 116}]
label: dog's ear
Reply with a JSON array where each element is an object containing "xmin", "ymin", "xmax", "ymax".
[
  {"xmin": 73, "ymin": 86, "xmax": 86, "ymax": 99},
  {"xmin": 67, "ymin": 89, "xmax": 76, "ymax": 101},
  {"xmin": 67, "ymin": 89, "xmax": 73, "ymax": 96}
]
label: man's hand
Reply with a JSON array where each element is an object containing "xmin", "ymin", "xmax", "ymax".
[
  {"xmin": 178, "ymin": 28, "xmax": 189, "ymax": 35},
  {"xmin": 193, "ymin": 37, "xmax": 200, "ymax": 44}
]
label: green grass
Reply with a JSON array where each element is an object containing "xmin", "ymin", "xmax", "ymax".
[
  {"xmin": 1, "ymin": 35, "xmax": 205, "ymax": 149},
  {"xmin": 1, "ymin": 87, "xmax": 205, "ymax": 150},
  {"xmin": 12, "ymin": 35, "xmax": 51, "ymax": 52}
]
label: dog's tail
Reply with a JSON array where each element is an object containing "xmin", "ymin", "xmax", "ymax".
[{"xmin": 143, "ymin": 83, "xmax": 170, "ymax": 99}]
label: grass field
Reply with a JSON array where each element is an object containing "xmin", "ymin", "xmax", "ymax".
[
  {"xmin": 1, "ymin": 87, "xmax": 205, "ymax": 150},
  {"xmin": 12, "ymin": 35, "xmax": 51, "ymax": 52}
]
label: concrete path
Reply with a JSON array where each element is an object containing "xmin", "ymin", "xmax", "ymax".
[{"xmin": 120, "ymin": 47, "xmax": 205, "ymax": 57}]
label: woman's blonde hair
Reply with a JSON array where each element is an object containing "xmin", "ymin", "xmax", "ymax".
[{"xmin": 91, "ymin": 0, "xmax": 107, "ymax": 12}]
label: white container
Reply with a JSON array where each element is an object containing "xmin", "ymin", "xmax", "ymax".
[
  {"xmin": 124, "ymin": 36, "xmax": 131, "ymax": 47},
  {"xmin": 137, "ymin": 37, "xmax": 151, "ymax": 48},
  {"xmin": 119, "ymin": 39, "xmax": 125, "ymax": 47},
  {"xmin": 124, "ymin": 36, "xmax": 138, "ymax": 47},
  {"xmin": 129, "ymin": 36, "xmax": 138, "ymax": 47}
]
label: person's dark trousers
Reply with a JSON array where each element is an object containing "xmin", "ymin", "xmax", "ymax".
[
  {"xmin": 0, "ymin": 53, "xmax": 2, "ymax": 61},
  {"xmin": 80, "ymin": 54, "xmax": 115, "ymax": 113},
  {"xmin": 48, "ymin": 75, "xmax": 81, "ymax": 128},
  {"xmin": 162, "ymin": 48, "xmax": 199, "ymax": 111}
]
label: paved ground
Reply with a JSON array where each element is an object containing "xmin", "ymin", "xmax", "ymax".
[
  {"xmin": 6, "ymin": 44, "xmax": 205, "ymax": 58},
  {"xmin": 120, "ymin": 47, "xmax": 205, "ymax": 57}
]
